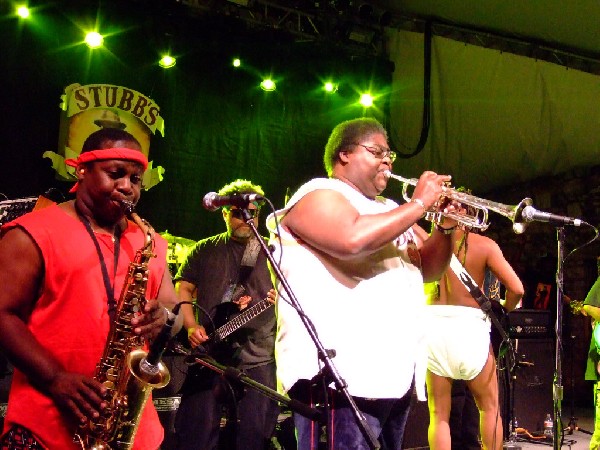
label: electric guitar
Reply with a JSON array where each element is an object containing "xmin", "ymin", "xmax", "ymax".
[
  {"xmin": 172, "ymin": 295, "xmax": 275, "ymax": 363},
  {"xmin": 210, "ymin": 295, "xmax": 274, "ymax": 344}
]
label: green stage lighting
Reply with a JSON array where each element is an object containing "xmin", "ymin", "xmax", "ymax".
[
  {"xmin": 260, "ymin": 79, "xmax": 276, "ymax": 92},
  {"xmin": 85, "ymin": 31, "xmax": 104, "ymax": 49},
  {"xmin": 324, "ymin": 82, "xmax": 338, "ymax": 93},
  {"xmin": 359, "ymin": 93, "xmax": 374, "ymax": 107},
  {"xmin": 159, "ymin": 55, "xmax": 176, "ymax": 68},
  {"xmin": 16, "ymin": 5, "xmax": 30, "ymax": 19}
]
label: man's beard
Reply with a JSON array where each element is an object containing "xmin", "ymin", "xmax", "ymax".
[{"xmin": 232, "ymin": 227, "xmax": 253, "ymax": 240}]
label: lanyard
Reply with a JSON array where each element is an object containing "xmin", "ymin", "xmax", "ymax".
[{"xmin": 77, "ymin": 207, "xmax": 122, "ymax": 320}]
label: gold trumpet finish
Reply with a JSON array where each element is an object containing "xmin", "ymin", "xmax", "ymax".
[{"xmin": 383, "ymin": 171, "xmax": 532, "ymax": 234}]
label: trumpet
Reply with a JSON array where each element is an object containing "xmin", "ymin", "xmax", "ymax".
[{"xmin": 383, "ymin": 171, "xmax": 532, "ymax": 234}]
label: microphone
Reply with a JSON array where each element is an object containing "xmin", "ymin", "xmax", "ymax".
[
  {"xmin": 522, "ymin": 205, "xmax": 582, "ymax": 227},
  {"xmin": 202, "ymin": 192, "xmax": 264, "ymax": 211},
  {"xmin": 139, "ymin": 304, "xmax": 181, "ymax": 377}
]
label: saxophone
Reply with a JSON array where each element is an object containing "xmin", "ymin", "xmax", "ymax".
[{"xmin": 75, "ymin": 201, "xmax": 170, "ymax": 450}]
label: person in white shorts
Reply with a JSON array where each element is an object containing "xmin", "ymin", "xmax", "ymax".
[{"xmin": 424, "ymin": 219, "xmax": 524, "ymax": 450}]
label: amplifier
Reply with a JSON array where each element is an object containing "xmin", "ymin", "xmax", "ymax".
[
  {"xmin": 508, "ymin": 309, "xmax": 553, "ymax": 338},
  {"xmin": 0, "ymin": 197, "xmax": 38, "ymax": 226}
]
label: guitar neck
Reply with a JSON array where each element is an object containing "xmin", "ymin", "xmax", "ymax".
[{"xmin": 212, "ymin": 297, "xmax": 273, "ymax": 341}]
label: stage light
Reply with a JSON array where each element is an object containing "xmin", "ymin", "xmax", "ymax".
[
  {"xmin": 85, "ymin": 31, "xmax": 104, "ymax": 49},
  {"xmin": 159, "ymin": 55, "xmax": 176, "ymax": 68},
  {"xmin": 260, "ymin": 79, "xmax": 276, "ymax": 91},
  {"xmin": 348, "ymin": 25, "xmax": 375, "ymax": 44},
  {"xmin": 16, "ymin": 5, "xmax": 30, "ymax": 19},
  {"xmin": 359, "ymin": 93, "xmax": 374, "ymax": 107},
  {"xmin": 232, "ymin": 58, "xmax": 241, "ymax": 68},
  {"xmin": 324, "ymin": 82, "xmax": 338, "ymax": 93}
]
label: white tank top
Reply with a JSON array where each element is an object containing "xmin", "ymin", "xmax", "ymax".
[{"xmin": 266, "ymin": 178, "xmax": 427, "ymax": 399}]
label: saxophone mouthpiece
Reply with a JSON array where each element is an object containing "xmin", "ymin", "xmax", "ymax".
[{"xmin": 120, "ymin": 200, "xmax": 136, "ymax": 216}]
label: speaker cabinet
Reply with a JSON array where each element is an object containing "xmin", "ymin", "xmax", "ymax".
[{"xmin": 510, "ymin": 338, "xmax": 555, "ymax": 433}]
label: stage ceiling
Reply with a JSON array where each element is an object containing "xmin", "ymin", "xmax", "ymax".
[{"xmin": 1, "ymin": 0, "xmax": 598, "ymax": 239}]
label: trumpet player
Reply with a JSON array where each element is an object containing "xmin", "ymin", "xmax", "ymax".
[
  {"xmin": 266, "ymin": 117, "xmax": 460, "ymax": 449},
  {"xmin": 423, "ymin": 199, "xmax": 524, "ymax": 450},
  {"xmin": 0, "ymin": 128, "xmax": 181, "ymax": 449}
]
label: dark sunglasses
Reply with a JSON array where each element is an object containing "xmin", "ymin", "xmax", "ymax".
[{"xmin": 229, "ymin": 208, "xmax": 260, "ymax": 219}]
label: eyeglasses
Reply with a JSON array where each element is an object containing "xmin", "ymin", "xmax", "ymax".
[
  {"xmin": 229, "ymin": 208, "xmax": 260, "ymax": 219},
  {"xmin": 353, "ymin": 143, "xmax": 397, "ymax": 163}
]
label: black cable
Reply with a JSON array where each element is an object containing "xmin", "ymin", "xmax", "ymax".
[{"xmin": 394, "ymin": 20, "xmax": 432, "ymax": 159}]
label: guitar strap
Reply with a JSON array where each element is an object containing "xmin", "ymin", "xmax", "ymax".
[
  {"xmin": 220, "ymin": 236, "xmax": 261, "ymax": 304},
  {"xmin": 448, "ymin": 254, "xmax": 511, "ymax": 346}
]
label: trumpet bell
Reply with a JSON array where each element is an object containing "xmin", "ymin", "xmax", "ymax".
[{"xmin": 506, "ymin": 197, "xmax": 532, "ymax": 234}]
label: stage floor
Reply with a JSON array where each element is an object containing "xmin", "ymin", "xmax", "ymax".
[
  {"xmin": 514, "ymin": 407, "xmax": 594, "ymax": 449},
  {"xmin": 404, "ymin": 407, "xmax": 595, "ymax": 450}
]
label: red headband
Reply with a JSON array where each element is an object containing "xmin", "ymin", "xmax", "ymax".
[
  {"xmin": 66, "ymin": 148, "xmax": 149, "ymax": 193},
  {"xmin": 65, "ymin": 148, "xmax": 149, "ymax": 170}
]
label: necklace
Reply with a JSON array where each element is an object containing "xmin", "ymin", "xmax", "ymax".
[{"xmin": 75, "ymin": 203, "xmax": 122, "ymax": 320}]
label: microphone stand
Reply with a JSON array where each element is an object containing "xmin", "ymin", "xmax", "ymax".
[
  {"xmin": 186, "ymin": 353, "xmax": 322, "ymax": 423},
  {"xmin": 553, "ymin": 227, "xmax": 565, "ymax": 450},
  {"xmin": 239, "ymin": 208, "xmax": 381, "ymax": 450}
]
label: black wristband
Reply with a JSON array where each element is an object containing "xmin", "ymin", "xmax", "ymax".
[{"xmin": 434, "ymin": 223, "xmax": 456, "ymax": 235}]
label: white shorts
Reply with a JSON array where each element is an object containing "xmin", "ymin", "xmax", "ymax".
[{"xmin": 426, "ymin": 305, "xmax": 491, "ymax": 380}]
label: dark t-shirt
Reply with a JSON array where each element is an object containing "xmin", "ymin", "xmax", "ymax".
[
  {"xmin": 175, "ymin": 232, "xmax": 275, "ymax": 369},
  {"xmin": 583, "ymin": 276, "xmax": 600, "ymax": 381}
]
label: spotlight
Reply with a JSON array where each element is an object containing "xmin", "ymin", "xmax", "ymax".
[
  {"xmin": 359, "ymin": 93, "xmax": 374, "ymax": 107},
  {"xmin": 348, "ymin": 25, "xmax": 375, "ymax": 44},
  {"xmin": 16, "ymin": 5, "xmax": 30, "ymax": 19},
  {"xmin": 85, "ymin": 31, "xmax": 104, "ymax": 49},
  {"xmin": 323, "ymin": 82, "xmax": 338, "ymax": 93},
  {"xmin": 159, "ymin": 55, "xmax": 176, "ymax": 68},
  {"xmin": 232, "ymin": 58, "xmax": 241, "ymax": 68},
  {"xmin": 260, "ymin": 79, "xmax": 276, "ymax": 91}
]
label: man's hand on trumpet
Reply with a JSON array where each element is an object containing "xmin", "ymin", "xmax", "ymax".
[{"xmin": 411, "ymin": 171, "xmax": 462, "ymax": 228}]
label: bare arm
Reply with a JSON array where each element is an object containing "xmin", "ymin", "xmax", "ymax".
[
  {"xmin": 283, "ymin": 172, "xmax": 451, "ymax": 260},
  {"xmin": 0, "ymin": 228, "xmax": 106, "ymax": 424},
  {"xmin": 485, "ymin": 239, "xmax": 524, "ymax": 312},
  {"xmin": 151, "ymin": 268, "xmax": 183, "ymax": 335},
  {"xmin": 175, "ymin": 280, "xmax": 208, "ymax": 347},
  {"xmin": 410, "ymin": 222, "xmax": 456, "ymax": 282}
]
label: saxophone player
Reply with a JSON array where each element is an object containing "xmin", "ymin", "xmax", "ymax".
[{"xmin": 0, "ymin": 128, "xmax": 180, "ymax": 449}]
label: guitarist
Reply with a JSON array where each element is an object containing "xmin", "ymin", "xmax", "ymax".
[
  {"xmin": 173, "ymin": 179, "xmax": 279, "ymax": 450},
  {"xmin": 582, "ymin": 256, "xmax": 600, "ymax": 449}
]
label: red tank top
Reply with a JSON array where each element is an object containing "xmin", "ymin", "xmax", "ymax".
[{"xmin": 2, "ymin": 204, "xmax": 167, "ymax": 449}]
